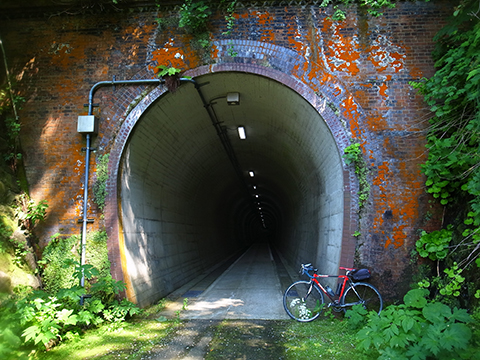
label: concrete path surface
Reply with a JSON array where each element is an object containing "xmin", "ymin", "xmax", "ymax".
[{"xmin": 180, "ymin": 243, "xmax": 290, "ymax": 320}]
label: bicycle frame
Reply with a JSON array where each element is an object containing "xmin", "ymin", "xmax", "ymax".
[
  {"xmin": 302, "ymin": 266, "xmax": 356, "ymax": 308},
  {"xmin": 284, "ymin": 263, "xmax": 383, "ymax": 321}
]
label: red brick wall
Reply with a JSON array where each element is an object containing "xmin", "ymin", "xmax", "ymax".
[{"xmin": 0, "ymin": 1, "xmax": 448, "ymax": 297}]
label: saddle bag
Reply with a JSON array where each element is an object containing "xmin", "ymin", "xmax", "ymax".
[{"xmin": 352, "ymin": 268, "xmax": 371, "ymax": 281}]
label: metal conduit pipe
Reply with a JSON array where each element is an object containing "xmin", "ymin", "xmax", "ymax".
[
  {"xmin": 80, "ymin": 77, "xmax": 164, "ymax": 288},
  {"xmin": 80, "ymin": 76, "xmax": 256, "ymax": 289}
]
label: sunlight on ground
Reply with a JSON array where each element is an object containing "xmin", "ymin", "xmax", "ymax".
[{"xmin": 185, "ymin": 298, "xmax": 244, "ymax": 317}]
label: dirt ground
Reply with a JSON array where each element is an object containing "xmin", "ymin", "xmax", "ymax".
[{"xmin": 150, "ymin": 319, "xmax": 289, "ymax": 360}]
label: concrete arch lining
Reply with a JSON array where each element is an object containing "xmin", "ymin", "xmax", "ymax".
[{"xmin": 105, "ymin": 66, "xmax": 354, "ymax": 306}]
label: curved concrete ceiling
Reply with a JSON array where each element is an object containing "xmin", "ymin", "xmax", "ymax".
[{"xmin": 119, "ymin": 71, "xmax": 344, "ymax": 305}]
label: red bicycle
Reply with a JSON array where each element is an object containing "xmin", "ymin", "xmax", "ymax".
[{"xmin": 283, "ymin": 263, "xmax": 383, "ymax": 322}]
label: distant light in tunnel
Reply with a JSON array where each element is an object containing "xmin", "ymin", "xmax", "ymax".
[
  {"xmin": 237, "ymin": 126, "xmax": 246, "ymax": 139},
  {"xmin": 255, "ymin": 194, "xmax": 259, "ymax": 198},
  {"xmin": 249, "ymin": 171, "xmax": 255, "ymax": 177},
  {"xmin": 252, "ymin": 185, "xmax": 257, "ymax": 189}
]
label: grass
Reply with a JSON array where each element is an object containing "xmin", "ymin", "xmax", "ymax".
[
  {"xmin": 205, "ymin": 317, "xmax": 368, "ymax": 360},
  {"xmin": 31, "ymin": 320, "xmax": 179, "ymax": 360},
  {"xmin": 282, "ymin": 318, "xmax": 369, "ymax": 360},
  {"xmin": 8, "ymin": 302, "xmax": 368, "ymax": 360}
]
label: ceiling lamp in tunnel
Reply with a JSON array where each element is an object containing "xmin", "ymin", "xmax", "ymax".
[
  {"xmin": 249, "ymin": 171, "xmax": 255, "ymax": 177},
  {"xmin": 237, "ymin": 126, "xmax": 246, "ymax": 140},
  {"xmin": 227, "ymin": 92, "xmax": 240, "ymax": 105}
]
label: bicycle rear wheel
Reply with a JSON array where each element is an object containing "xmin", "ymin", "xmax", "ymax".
[
  {"xmin": 283, "ymin": 280, "xmax": 325, "ymax": 322},
  {"xmin": 341, "ymin": 282, "xmax": 383, "ymax": 315}
]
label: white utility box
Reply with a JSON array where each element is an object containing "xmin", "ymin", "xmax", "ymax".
[{"xmin": 77, "ymin": 115, "xmax": 98, "ymax": 134}]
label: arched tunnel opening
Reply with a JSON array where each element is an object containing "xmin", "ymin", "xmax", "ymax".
[{"xmin": 118, "ymin": 71, "xmax": 345, "ymax": 306}]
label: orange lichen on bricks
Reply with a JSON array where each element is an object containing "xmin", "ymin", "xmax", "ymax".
[
  {"xmin": 341, "ymin": 95, "xmax": 363, "ymax": 139},
  {"xmin": 367, "ymin": 34, "xmax": 406, "ymax": 73},
  {"xmin": 287, "ymin": 17, "xmax": 332, "ymax": 92},
  {"xmin": 149, "ymin": 37, "xmax": 200, "ymax": 74},
  {"xmin": 365, "ymin": 111, "xmax": 389, "ymax": 132},
  {"xmin": 322, "ymin": 18, "xmax": 360, "ymax": 76},
  {"xmin": 372, "ymin": 145, "xmax": 422, "ymax": 249},
  {"xmin": 251, "ymin": 10, "xmax": 275, "ymax": 42},
  {"xmin": 379, "ymin": 82, "xmax": 388, "ymax": 99}
]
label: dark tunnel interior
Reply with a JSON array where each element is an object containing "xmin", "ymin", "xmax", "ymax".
[{"xmin": 118, "ymin": 72, "xmax": 345, "ymax": 306}]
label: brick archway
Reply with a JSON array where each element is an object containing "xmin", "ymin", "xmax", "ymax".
[{"xmin": 104, "ymin": 60, "xmax": 359, "ymax": 303}]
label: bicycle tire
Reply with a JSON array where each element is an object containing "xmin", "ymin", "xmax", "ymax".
[
  {"xmin": 341, "ymin": 282, "xmax": 383, "ymax": 315},
  {"xmin": 283, "ymin": 280, "xmax": 325, "ymax": 322}
]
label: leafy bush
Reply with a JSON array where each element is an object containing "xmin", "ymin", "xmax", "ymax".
[
  {"xmin": 0, "ymin": 263, "xmax": 141, "ymax": 352},
  {"xmin": 2, "ymin": 229, "xmax": 142, "ymax": 351},
  {"xmin": 353, "ymin": 289, "xmax": 476, "ymax": 359},
  {"xmin": 415, "ymin": 227, "xmax": 452, "ymax": 261},
  {"xmin": 0, "ymin": 293, "xmax": 32, "ymax": 359},
  {"xmin": 86, "ymin": 230, "xmax": 110, "ymax": 279},
  {"xmin": 38, "ymin": 234, "xmax": 78, "ymax": 293},
  {"xmin": 17, "ymin": 284, "xmax": 140, "ymax": 349}
]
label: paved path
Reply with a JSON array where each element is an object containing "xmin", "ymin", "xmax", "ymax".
[{"xmin": 181, "ymin": 243, "xmax": 290, "ymax": 320}]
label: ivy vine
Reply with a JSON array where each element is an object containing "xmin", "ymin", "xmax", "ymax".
[{"xmin": 343, "ymin": 142, "xmax": 370, "ymax": 210}]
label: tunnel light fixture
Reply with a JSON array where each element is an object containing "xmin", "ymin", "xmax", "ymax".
[
  {"xmin": 237, "ymin": 126, "xmax": 246, "ymax": 140},
  {"xmin": 249, "ymin": 171, "xmax": 255, "ymax": 177},
  {"xmin": 252, "ymin": 185, "xmax": 257, "ymax": 189},
  {"xmin": 227, "ymin": 92, "xmax": 240, "ymax": 105}
]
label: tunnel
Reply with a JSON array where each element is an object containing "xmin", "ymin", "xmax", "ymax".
[{"xmin": 116, "ymin": 71, "xmax": 345, "ymax": 306}]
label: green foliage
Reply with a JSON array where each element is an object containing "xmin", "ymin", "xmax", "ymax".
[
  {"xmin": 1, "ymin": 197, "xmax": 48, "ymax": 267},
  {"xmin": 440, "ymin": 262, "xmax": 465, "ymax": 297},
  {"xmin": 156, "ymin": 65, "xmax": 182, "ymax": 78},
  {"xmin": 25, "ymin": 199, "xmax": 48, "ymax": 227},
  {"xmin": 320, "ymin": 0, "xmax": 396, "ymax": 20},
  {"xmin": 411, "ymin": 0, "xmax": 480, "ymax": 309},
  {"xmin": 343, "ymin": 143, "xmax": 370, "ymax": 209},
  {"xmin": 414, "ymin": 1, "xmax": 480, "ymax": 211},
  {"xmin": 38, "ymin": 234, "xmax": 78, "ymax": 293},
  {"xmin": 92, "ymin": 153, "xmax": 109, "ymax": 211},
  {"xmin": 0, "ymin": 294, "xmax": 32, "ymax": 359},
  {"xmin": 39, "ymin": 231, "xmax": 111, "ymax": 294},
  {"xmin": 0, "ymin": 253, "xmax": 140, "ymax": 352},
  {"xmin": 15, "ymin": 195, "xmax": 48, "ymax": 231},
  {"xmin": 0, "ymin": 84, "xmax": 25, "ymax": 167},
  {"xmin": 179, "ymin": 0, "xmax": 211, "ymax": 33},
  {"xmin": 416, "ymin": 227, "xmax": 452, "ymax": 261},
  {"xmin": 0, "ymin": 215, "xmax": 14, "ymax": 253},
  {"xmin": 90, "ymin": 274, "xmax": 125, "ymax": 304},
  {"xmin": 5, "ymin": 116, "xmax": 21, "ymax": 140},
  {"xmin": 17, "ymin": 283, "xmax": 140, "ymax": 349},
  {"xmin": 345, "ymin": 304, "xmax": 369, "ymax": 329},
  {"xmin": 354, "ymin": 289, "xmax": 475, "ymax": 359},
  {"xmin": 221, "ymin": 0, "xmax": 237, "ymax": 36},
  {"xmin": 86, "ymin": 230, "xmax": 111, "ymax": 278}
]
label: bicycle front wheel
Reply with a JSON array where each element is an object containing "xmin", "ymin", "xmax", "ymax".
[
  {"xmin": 283, "ymin": 280, "xmax": 325, "ymax": 322},
  {"xmin": 341, "ymin": 282, "xmax": 383, "ymax": 315}
]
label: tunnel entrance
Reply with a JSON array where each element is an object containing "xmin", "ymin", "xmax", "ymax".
[{"xmin": 116, "ymin": 71, "xmax": 345, "ymax": 306}]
